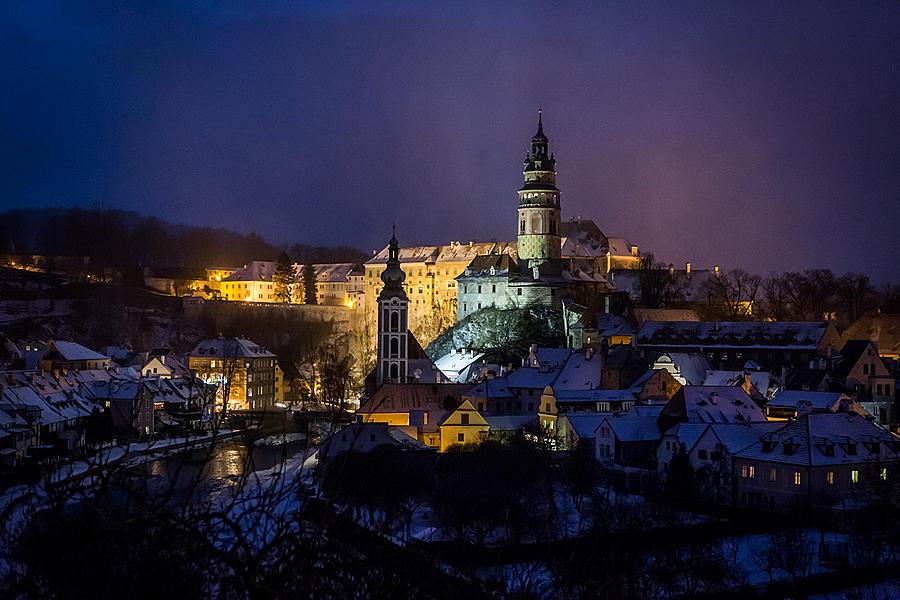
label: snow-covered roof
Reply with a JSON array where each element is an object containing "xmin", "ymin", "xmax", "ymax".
[
  {"xmin": 433, "ymin": 349, "xmax": 486, "ymax": 382},
  {"xmin": 637, "ymin": 321, "xmax": 832, "ymax": 350},
  {"xmin": 534, "ymin": 348, "xmax": 572, "ymax": 369},
  {"xmin": 560, "ymin": 412, "xmax": 609, "ymax": 439},
  {"xmin": 767, "ymin": 390, "xmax": 849, "ymax": 412},
  {"xmin": 707, "ymin": 422, "xmax": 784, "ymax": 453},
  {"xmin": 46, "ymin": 341, "xmax": 108, "ymax": 361},
  {"xmin": 668, "ymin": 386, "xmax": 766, "ymax": 424},
  {"xmin": 602, "ymin": 414, "xmax": 661, "ymax": 442},
  {"xmin": 840, "ymin": 313, "xmax": 900, "ymax": 357},
  {"xmin": 80, "ymin": 380, "xmax": 141, "ymax": 401},
  {"xmin": 465, "ymin": 378, "xmax": 514, "ymax": 399},
  {"xmin": 2, "ymin": 386, "xmax": 64, "ymax": 426},
  {"xmin": 506, "ymin": 367, "xmax": 558, "ymax": 390},
  {"xmin": 484, "ymin": 415, "xmax": 536, "ymax": 432},
  {"xmin": 553, "ymin": 351, "xmax": 602, "ymax": 391},
  {"xmin": 605, "ymin": 237, "xmax": 636, "ymax": 257},
  {"xmin": 224, "ymin": 260, "xmax": 276, "ymax": 282},
  {"xmin": 631, "ymin": 308, "xmax": 700, "ymax": 325},
  {"xmin": 736, "ymin": 412, "xmax": 900, "ymax": 467},
  {"xmin": 292, "ymin": 262, "xmax": 360, "ymax": 283},
  {"xmin": 662, "ymin": 423, "xmax": 710, "ymax": 453},
  {"xmin": 367, "ymin": 242, "xmax": 518, "ymax": 265},
  {"xmin": 190, "ymin": 338, "xmax": 276, "ymax": 358},
  {"xmin": 554, "ymin": 389, "xmax": 637, "ymax": 404}
]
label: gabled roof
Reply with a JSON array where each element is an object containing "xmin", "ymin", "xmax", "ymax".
[
  {"xmin": 367, "ymin": 242, "xmax": 518, "ymax": 265},
  {"xmin": 601, "ymin": 413, "xmax": 661, "ymax": 442},
  {"xmin": 291, "ymin": 262, "xmax": 361, "ymax": 283},
  {"xmin": 553, "ymin": 351, "xmax": 602, "ymax": 391},
  {"xmin": 45, "ymin": 341, "xmax": 108, "ymax": 362},
  {"xmin": 506, "ymin": 367, "xmax": 558, "ymax": 390},
  {"xmin": 190, "ymin": 338, "xmax": 276, "ymax": 359},
  {"xmin": 653, "ymin": 352, "xmax": 711, "ymax": 386},
  {"xmin": 631, "ymin": 308, "xmax": 700, "ymax": 326},
  {"xmin": 736, "ymin": 412, "xmax": 900, "ymax": 466},
  {"xmin": 554, "ymin": 389, "xmax": 637, "ymax": 404},
  {"xmin": 707, "ymin": 422, "xmax": 784, "ymax": 453},
  {"xmin": 637, "ymin": 321, "xmax": 833, "ymax": 350},
  {"xmin": 703, "ymin": 369, "xmax": 771, "ymax": 393},
  {"xmin": 831, "ymin": 340, "xmax": 877, "ymax": 379},
  {"xmin": 664, "ymin": 386, "xmax": 766, "ymax": 424},
  {"xmin": 767, "ymin": 390, "xmax": 850, "ymax": 412},
  {"xmin": 662, "ymin": 423, "xmax": 710, "ymax": 453},
  {"xmin": 561, "ymin": 412, "xmax": 609, "ymax": 439},
  {"xmin": 2, "ymin": 386, "xmax": 64, "ymax": 425},
  {"xmin": 457, "ymin": 253, "xmax": 517, "ymax": 279},
  {"xmin": 224, "ymin": 260, "xmax": 276, "ymax": 282},
  {"xmin": 464, "ymin": 378, "xmax": 514, "ymax": 399}
]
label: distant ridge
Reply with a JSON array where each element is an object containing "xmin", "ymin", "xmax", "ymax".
[{"xmin": 0, "ymin": 207, "xmax": 367, "ymax": 269}]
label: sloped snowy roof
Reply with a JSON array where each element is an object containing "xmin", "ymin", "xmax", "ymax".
[
  {"xmin": 703, "ymin": 370, "xmax": 771, "ymax": 392},
  {"xmin": 484, "ymin": 415, "xmax": 537, "ymax": 432},
  {"xmin": 662, "ymin": 423, "xmax": 710, "ymax": 453},
  {"xmin": 767, "ymin": 390, "xmax": 849, "ymax": 412},
  {"xmin": 707, "ymin": 422, "xmax": 784, "ymax": 453},
  {"xmin": 46, "ymin": 341, "xmax": 108, "ymax": 361},
  {"xmin": 554, "ymin": 389, "xmax": 637, "ymax": 404},
  {"xmin": 433, "ymin": 349, "xmax": 486, "ymax": 381},
  {"xmin": 736, "ymin": 412, "xmax": 900, "ymax": 466},
  {"xmin": 553, "ymin": 351, "xmax": 602, "ymax": 391},
  {"xmin": 602, "ymin": 414, "xmax": 661, "ymax": 442},
  {"xmin": 224, "ymin": 260, "xmax": 276, "ymax": 282},
  {"xmin": 653, "ymin": 352, "xmax": 712, "ymax": 386},
  {"xmin": 291, "ymin": 262, "xmax": 360, "ymax": 283},
  {"xmin": 367, "ymin": 242, "xmax": 518, "ymax": 265},
  {"xmin": 2, "ymin": 386, "xmax": 64, "ymax": 425},
  {"xmin": 465, "ymin": 378, "xmax": 514, "ymax": 399},
  {"xmin": 667, "ymin": 386, "xmax": 766, "ymax": 424},
  {"xmin": 561, "ymin": 412, "xmax": 609, "ymax": 439},
  {"xmin": 190, "ymin": 338, "xmax": 276, "ymax": 358},
  {"xmin": 506, "ymin": 367, "xmax": 558, "ymax": 390},
  {"xmin": 637, "ymin": 321, "xmax": 832, "ymax": 350}
]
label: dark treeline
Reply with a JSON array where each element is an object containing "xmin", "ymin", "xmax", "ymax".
[{"xmin": 0, "ymin": 208, "xmax": 367, "ymax": 269}]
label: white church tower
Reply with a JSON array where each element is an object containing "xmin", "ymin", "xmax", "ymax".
[{"xmin": 376, "ymin": 229, "xmax": 409, "ymax": 385}]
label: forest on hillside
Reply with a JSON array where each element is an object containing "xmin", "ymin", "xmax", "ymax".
[{"xmin": 0, "ymin": 208, "xmax": 367, "ymax": 269}]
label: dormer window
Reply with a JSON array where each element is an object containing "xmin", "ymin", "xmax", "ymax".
[
  {"xmin": 845, "ymin": 443, "xmax": 857, "ymax": 456},
  {"xmin": 762, "ymin": 440, "xmax": 776, "ymax": 453}
]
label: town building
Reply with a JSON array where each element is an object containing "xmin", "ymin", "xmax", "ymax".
[
  {"xmin": 40, "ymin": 341, "xmax": 111, "ymax": 372},
  {"xmin": 220, "ymin": 261, "xmax": 277, "ymax": 302},
  {"xmin": 292, "ymin": 262, "xmax": 365, "ymax": 307},
  {"xmin": 733, "ymin": 412, "xmax": 900, "ymax": 511},
  {"xmin": 636, "ymin": 321, "xmax": 840, "ymax": 371},
  {"xmin": 830, "ymin": 340, "xmax": 895, "ymax": 424},
  {"xmin": 188, "ymin": 337, "xmax": 277, "ymax": 411}
]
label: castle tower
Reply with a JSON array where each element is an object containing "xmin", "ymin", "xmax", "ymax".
[
  {"xmin": 376, "ymin": 229, "xmax": 409, "ymax": 385},
  {"xmin": 517, "ymin": 109, "xmax": 562, "ymax": 276}
]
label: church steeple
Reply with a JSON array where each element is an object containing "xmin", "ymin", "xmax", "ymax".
[
  {"xmin": 526, "ymin": 108, "xmax": 554, "ymax": 168},
  {"xmin": 379, "ymin": 225, "xmax": 406, "ymax": 296},
  {"xmin": 376, "ymin": 229, "xmax": 409, "ymax": 385}
]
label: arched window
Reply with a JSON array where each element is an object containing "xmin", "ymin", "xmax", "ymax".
[
  {"xmin": 520, "ymin": 220, "xmax": 525, "ymax": 234},
  {"xmin": 389, "ymin": 337, "xmax": 399, "ymax": 358},
  {"xmin": 389, "ymin": 363, "xmax": 399, "ymax": 380},
  {"xmin": 389, "ymin": 311, "xmax": 399, "ymax": 331},
  {"xmin": 530, "ymin": 212, "xmax": 542, "ymax": 234}
]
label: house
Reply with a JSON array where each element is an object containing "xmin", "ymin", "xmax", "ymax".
[
  {"xmin": 636, "ymin": 321, "xmax": 839, "ymax": 371},
  {"xmin": 292, "ymin": 262, "xmax": 365, "ymax": 307},
  {"xmin": 40, "ymin": 341, "xmax": 111, "ymax": 372},
  {"xmin": 733, "ymin": 412, "xmax": 900, "ymax": 511},
  {"xmin": 80, "ymin": 380, "xmax": 154, "ymax": 437},
  {"xmin": 600, "ymin": 344, "xmax": 646, "ymax": 390},
  {"xmin": 557, "ymin": 411, "xmax": 610, "ymax": 453},
  {"xmin": 658, "ymin": 386, "xmax": 767, "ymax": 433},
  {"xmin": 830, "ymin": 340, "xmax": 895, "ymax": 424},
  {"xmin": 220, "ymin": 261, "xmax": 277, "ymax": 302},
  {"xmin": 765, "ymin": 390, "xmax": 855, "ymax": 420},
  {"xmin": 658, "ymin": 422, "xmax": 783, "ymax": 503},
  {"xmin": 188, "ymin": 338, "xmax": 277, "ymax": 411},
  {"xmin": 142, "ymin": 355, "xmax": 189, "ymax": 379},
  {"xmin": 554, "ymin": 389, "xmax": 637, "ymax": 414},
  {"xmin": 596, "ymin": 407, "xmax": 663, "ymax": 468},
  {"xmin": 317, "ymin": 422, "xmax": 430, "ymax": 461},
  {"xmin": 356, "ymin": 383, "xmax": 479, "ymax": 451},
  {"xmin": 703, "ymin": 368, "xmax": 775, "ymax": 403},
  {"xmin": 632, "ymin": 368, "xmax": 682, "ymax": 402}
]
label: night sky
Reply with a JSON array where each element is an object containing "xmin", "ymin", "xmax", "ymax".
[{"xmin": 3, "ymin": 2, "xmax": 899, "ymax": 280}]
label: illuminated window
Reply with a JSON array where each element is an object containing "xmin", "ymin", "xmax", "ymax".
[
  {"xmin": 769, "ymin": 467, "xmax": 777, "ymax": 482},
  {"xmin": 741, "ymin": 465, "xmax": 748, "ymax": 478},
  {"xmin": 826, "ymin": 471, "xmax": 834, "ymax": 485},
  {"xmin": 749, "ymin": 465, "xmax": 756, "ymax": 479},
  {"xmin": 793, "ymin": 471, "xmax": 801, "ymax": 486},
  {"xmin": 881, "ymin": 467, "xmax": 888, "ymax": 481},
  {"xmin": 851, "ymin": 470, "xmax": 860, "ymax": 484}
]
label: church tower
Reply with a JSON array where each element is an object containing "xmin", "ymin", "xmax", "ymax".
[
  {"xmin": 376, "ymin": 229, "xmax": 409, "ymax": 385},
  {"xmin": 517, "ymin": 109, "xmax": 562, "ymax": 276}
]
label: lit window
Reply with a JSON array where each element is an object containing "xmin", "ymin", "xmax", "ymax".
[
  {"xmin": 881, "ymin": 467, "xmax": 888, "ymax": 481},
  {"xmin": 749, "ymin": 465, "xmax": 756, "ymax": 479},
  {"xmin": 793, "ymin": 471, "xmax": 801, "ymax": 486},
  {"xmin": 769, "ymin": 467, "xmax": 777, "ymax": 482},
  {"xmin": 851, "ymin": 470, "xmax": 860, "ymax": 484},
  {"xmin": 741, "ymin": 465, "xmax": 748, "ymax": 478},
  {"xmin": 826, "ymin": 471, "xmax": 834, "ymax": 485}
]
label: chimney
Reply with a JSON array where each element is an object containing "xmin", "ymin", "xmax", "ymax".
[
  {"xmin": 709, "ymin": 391, "xmax": 719, "ymax": 405},
  {"xmin": 604, "ymin": 295, "xmax": 611, "ymax": 314},
  {"xmin": 685, "ymin": 261, "xmax": 691, "ymax": 274}
]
